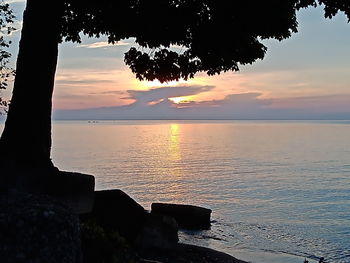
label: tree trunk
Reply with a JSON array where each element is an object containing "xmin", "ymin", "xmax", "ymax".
[{"xmin": 0, "ymin": 0, "xmax": 61, "ymax": 173}]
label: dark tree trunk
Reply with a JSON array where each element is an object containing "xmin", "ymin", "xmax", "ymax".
[{"xmin": 0, "ymin": 0, "xmax": 61, "ymax": 174}]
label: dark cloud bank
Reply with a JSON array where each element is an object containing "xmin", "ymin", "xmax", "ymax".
[{"xmin": 53, "ymin": 85, "xmax": 350, "ymax": 120}]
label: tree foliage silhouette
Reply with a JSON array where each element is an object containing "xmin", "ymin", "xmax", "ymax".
[
  {"xmin": 0, "ymin": 2, "xmax": 15, "ymax": 114},
  {"xmin": 0, "ymin": 0, "xmax": 349, "ymax": 175}
]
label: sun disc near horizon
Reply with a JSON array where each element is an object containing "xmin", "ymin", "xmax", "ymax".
[{"xmin": 168, "ymin": 96, "xmax": 194, "ymax": 104}]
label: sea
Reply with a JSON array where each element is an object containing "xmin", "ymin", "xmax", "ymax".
[{"xmin": 2, "ymin": 120, "xmax": 350, "ymax": 263}]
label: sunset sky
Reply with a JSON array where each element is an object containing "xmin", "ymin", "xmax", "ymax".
[{"xmin": 4, "ymin": 1, "xmax": 350, "ymax": 119}]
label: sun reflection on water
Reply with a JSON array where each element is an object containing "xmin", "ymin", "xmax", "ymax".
[
  {"xmin": 169, "ymin": 123, "xmax": 181, "ymax": 162},
  {"xmin": 162, "ymin": 123, "xmax": 188, "ymax": 201}
]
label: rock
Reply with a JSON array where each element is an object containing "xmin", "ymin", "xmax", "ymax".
[
  {"xmin": 48, "ymin": 171, "xmax": 95, "ymax": 215},
  {"xmin": 48, "ymin": 171, "xmax": 95, "ymax": 214},
  {"xmin": 80, "ymin": 189, "xmax": 146, "ymax": 243},
  {"xmin": 80, "ymin": 219, "xmax": 138, "ymax": 263},
  {"xmin": 7, "ymin": 169, "xmax": 95, "ymax": 214},
  {"xmin": 139, "ymin": 243, "xmax": 248, "ymax": 263},
  {"xmin": 136, "ymin": 213, "xmax": 179, "ymax": 249},
  {"xmin": 151, "ymin": 203, "xmax": 212, "ymax": 230},
  {"xmin": 0, "ymin": 190, "xmax": 81, "ymax": 263}
]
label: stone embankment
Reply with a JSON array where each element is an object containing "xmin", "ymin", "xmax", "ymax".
[{"xmin": 1, "ymin": 180, "xmax": 246, "ymax": 263}]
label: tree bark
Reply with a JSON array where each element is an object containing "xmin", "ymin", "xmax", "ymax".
[{"xmin": 0, "ymin": 0, "xmax": 61, "ymax": 173}]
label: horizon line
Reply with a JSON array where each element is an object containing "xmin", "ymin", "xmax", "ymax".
[{"xmin": 50, "ymin": 118, "xmax": 350, "ymax": 121}]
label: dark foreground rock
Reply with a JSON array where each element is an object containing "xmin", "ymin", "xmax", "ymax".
[
  {"xmin": 1, "ymin": 185, "xmax": 247, "ymax": 263},
  {"xmin": 5, "ymin": 169, "xmax": 95, "ymax": 214},
  {"xmin": 0, "ymin": 190, "xmax": 81, "ymax": 263},
  {"xmin": 80, "ymin": 219, "xmax": 138, "ymax": 263},
  {"xmin": 136, "ymin": 213, "xmax": 179, "ymax": 249},
  {"xmin": 81, "ymin": 189, "xmax": 146, "ymax": 243},
  {"xmin": 139, "ymin": 243, "xmax": 248, "ymax": 263},
  {"xmin": 152, "ymin": 203, "xmax": 212, "ymax": 230},
  {"xmin": 81, "ymin": 189, "xmax": 179, "ymax": 250}
]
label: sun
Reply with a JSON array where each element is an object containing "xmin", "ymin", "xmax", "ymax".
[{"xmin": 168, "ymin": 96, "xmax": 194, "ymax": 104}]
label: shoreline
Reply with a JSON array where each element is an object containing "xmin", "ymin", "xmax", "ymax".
[
  {"xmin": 179, "ymin": 229, "xmax": 319, "ymax": 263},
  {"xmin": 139, "ymin": 243, "xmax": 248, "ymax": 263},
  {"xmin": 2, "ymin": 182, "xmax": 326, "ymax": 263}
]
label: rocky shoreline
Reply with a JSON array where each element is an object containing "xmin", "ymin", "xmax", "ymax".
[
  {"xmin": 139, "ymin": 243, "xmax": 246, "ymax": 263},
  {"xmin": 1, "ymin": 188, "xmax": 247, "ymax": 263}
]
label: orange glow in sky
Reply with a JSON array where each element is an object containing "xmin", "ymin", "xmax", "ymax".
[{"xmin": 140, "ymin": 79, "xmax": 191, "ymax": 89}]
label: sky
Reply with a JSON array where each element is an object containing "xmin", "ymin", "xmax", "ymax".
[{"xmin": 3, "ymin": 1, "xmax": 350, "ymax": 119}]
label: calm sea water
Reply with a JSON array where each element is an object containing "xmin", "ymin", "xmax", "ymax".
[{"xmin": 2, "ymin": 120, "xmax": 350, "ymax": 263}]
